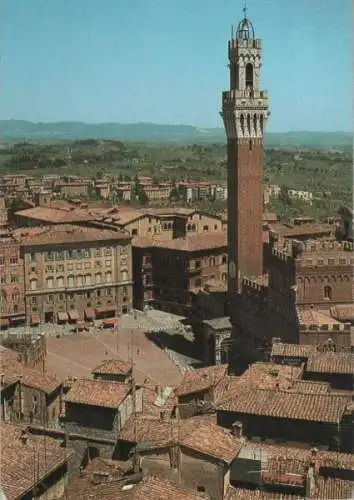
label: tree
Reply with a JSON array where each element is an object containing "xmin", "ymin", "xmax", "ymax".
[{"xmin": 279, "ymin": 185, "xmax": 290, "ymax": 204}]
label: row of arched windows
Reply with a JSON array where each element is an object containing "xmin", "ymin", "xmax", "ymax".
[{"xmin": 240, "ymin": 113, "xmax": 264, "ymax": 137}]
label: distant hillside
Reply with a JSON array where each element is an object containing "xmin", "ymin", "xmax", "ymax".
[{"xmin": 0, "ymin": 120, "xmax": 351, "ymax": 149}]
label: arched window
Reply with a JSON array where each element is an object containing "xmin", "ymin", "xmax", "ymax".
[
  {"xmin": 85, "ymin": 274, "xmax": 91, "ymax": 285},
  {"xmin": 260, "ymin": 115, "xmax": 264, "ymax": 134},
  {"xmin": 67, "ymin": 275, "xmax": 75, "ymax": 288},
  {"xmin": 240, "ymin": 114, "xmax": 245, "ymax": 136},
  {"xmin": 247, "ymin": 114, "xmax": 251, "ymax": 136},
  {"xmin": 253, "ymin": 114, "xmax": 257, "ymax": 135},
  {"xmin": 324, "ymin": 286, "xmax": 332, "ymax": 299},
  {"xmin": 105, "ymin": 271, "xmax": 112, "ymax": 283},
  {"xmin": 209, "ymin": 257, "xmax": 215, "ymax": 267},
  {"xmin": 195, "ymin": 278, "xmax": 202, "ymax": 288},
  {"xmin": 245, "ymin": 63, "xmax": 254, "ymax": 88},
  {"xmin": 76, "ymin": 275, "xmax": 83, "ymax": 286},
  {"xmin": 13, "ymin": 304, "xmax": 18, "ymax": 313},
  {"xmin": 30, "ymin": 279, "xmax": 37, "ymax": 291},
  {"xmin": 95, "ymin": 273, "xmax": 102, "ymax": 284}
]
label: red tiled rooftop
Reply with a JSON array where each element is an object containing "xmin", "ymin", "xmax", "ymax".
[
  {"xmin": 175, "ymin": 364, "xmax": 228, "ymax": 397},
  {"xmin": 92, "ymin": 358, "xmax": 133, "ymax": 376},
  {"xmin": 14, "ymin": 223, "xmax": 129, "ymax": 246},
  {"xmin": 14, "ymin": 205, "xmax": 96, "ymax": 223},
  {"xmin": 0, "ymin": 345, "xmax": 62, "ymax": 394},
  {"xmin": 218, "ymin": 388, "xmax": 350, "ymax": 424},
  {"xmin": 1, "ymin": 423, "xmax": 73, "ymax": 500},
  {"xmin": 178, "ymin": 417, "xmax": 242, "ymax": 463},
  {"xmin": 306, "ymin": 352, "xmax": 354, "ymax": 375},
  {"xmin": 270, "ymin": 342, "xmax": 314, "ymax": 359},
  {"xmin": 133, "ymin": 231, "xmax": 227, "ymax": 252},
  {"xmin": 225, "ymin": 486, "xmax": 301, "ymax": 499},
  {"xmin": 65, "ymin": 378, "xmax": 130, "ymax": 409}
]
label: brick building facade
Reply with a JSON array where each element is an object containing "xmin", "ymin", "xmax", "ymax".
[{"xmin": 133, "ymin": 232, "xmax": 228, "ymax": 316}]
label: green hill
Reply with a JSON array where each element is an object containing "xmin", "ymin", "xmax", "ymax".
[{"xmin": 0, "ymin": 120, "xmax": 351, "ymax": 149}]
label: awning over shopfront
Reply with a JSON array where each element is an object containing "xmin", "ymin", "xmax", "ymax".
[
  {"xmin": 103, "ymin": 318, "xmax": 116, "ymax": 328},
  {"xmin": 95, "ymin": 307, "xmax": 116, "ymax": 315},
  {"xmin": 31, "ymin": 315, "xmax": 41, "ymax": 325},
  {"xmin": 68, "ymin": 310, "xmax": 79, "ymax": 322},
  {"xmin": 84, "ymin": 308, "xmax": 95, "ymax": 320},
  {"xmin": 57, "ymin": 312, "xmax": 69, "ymax": 322}
]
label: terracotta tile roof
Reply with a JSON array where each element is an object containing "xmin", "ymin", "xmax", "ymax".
[
  {"xmin": 270, "ymin": 222, "xmax": 333, "ymax": 237},
  {"xmin": 92, "ymin": 358, "xmax": 133, "ymax": 376},
  {"xmin": 331, "ymin": 304, "xmax": 354, "ymax": 322},
  {"xmin": 130, "ymin": 475, "xmax": 202, "ymax": 500},
  {"xmin": 271, "ymin": 342, "xmax": 314, "ymax": 358},
  {"xmin": 133, "ymin": 231, "xmax": 227, "ymax": 252},
  {"xmin": 65, "ymin": 378, "xmax": 130, "ymax": 409},
  {"xmin": 84, "ymin": 457, "xmax": 133, "ymax": 476},
  {"xmin": 298, "ymin": 308, "xmax": 342, "ymax": 325},
  {"xmin": 238, "ymin": 441, "xmax": 354, "ymax": 473},
  {"xmin": 1, "ymin": 423, "xmax": 73, "ymax": 500},
  {"xmin": 262, "ymin": 456, "xmax": 307, "ymax": 486},
  {"xmin": 218, "ymin": 388, "xmax": 350, "ymax": 424},
  {"xmin": 177, "ymin": 417, "xmax": 242, "ymax": 463},
  {"xmin": 120, "ymin": 414, "xmax": 241, "ymax": 463},
  {"xmin": 14, "ymin": 223, "xmax": 129, "ymax": 246},
  {"xmin": 215, "ymin": 363, "xmax": 303, "ymax": 405},
  {"xmin": 306, "ymin": 352, "xmax": 354, "ymax": 375},
  {"xmin": 15, "ymin": 205, "xmax": 96, "ymax": 223},
  {"xmin": 174, "ymin": 364, "xmax": 228, "ymax": 397},
  {"xmin": 289, "ymin": 380, "xmax": 330, "ymax": 394},
  {"xmin": 119, "ymin": 414, "xmax": 171, "ymax": 445},
  {"xmin": 140, "ymin": 384, "xmax": 176, "ymax": 418},
  {"xmin": 0, "ymin": 346, "xmax": 61, "ymax": 394},
  {"xmin": 312, "ymin": 477, "xmax": 353, "ymax": 499},
  {"xmin": 225, "ymin": 486, "xmax": 301, "ymax": 499}
]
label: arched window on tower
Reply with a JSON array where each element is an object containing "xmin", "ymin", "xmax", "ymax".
[
  {"xmin": 240, "ymin": 114, "xmax": 245, "ymax": 136},
  {"xmin": 245, "ymin": 63, "xmax": 254, "ymax": 88},
  {"xmin": 324, "ymin": 285, "xmax": 332, "ymax": 300},
  {"xmin": 260, "ymin": 114, "xmax": 264, "ymax": 135},
  {"xmin": 253, "ymin": 114, "xmax": 257, "ymax": 136},
  {"xmin": 247, "ymin": 114, "xmax": 251, "ymax": 136}
]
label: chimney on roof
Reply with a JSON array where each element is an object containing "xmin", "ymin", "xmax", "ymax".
[
  {"xmin": 20, "ymin": 429, "xmax": 29, "ymax": 445},
  {"xmin": 231, "ymin": 421, "xmax": 243, "ymax": 439},
  {"xmin": 306, "ymin": 465, "xmax": 317, "ymax": 498}
]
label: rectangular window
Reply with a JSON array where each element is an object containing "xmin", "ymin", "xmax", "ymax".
[
  {"xmin": 57, "ymin": 277, "xmax": 64, "ymax": 288},
  {"xmin": 104, "ymin": 247, "xmax": 112, "ymax": 256},
  {"xmin": 76, "ymin": 263, "xmax": 82, "ymax": 270},
  {"xmin": 94, "ymin": 248, "xmax": 101, "ymax": 258},
  {"xmin": 10, "ymin": 257, "xmax": 18, "ymax": 265},
  {"xmin": 83, "ymin": 249, "xmax": 90, "ymax": 258},
  {"xmin": 105, "ymin": 260, "xmax": 112, "ymax": 267},
  {"xmin": 0, "ymin": 257, "xmax": 5, "ymax": 265},
  {"xmin": 46, "ymin": 277, "xmax": 54, "ymax": 289},
  {"xmin": 84, "ymin": 262, "xmax": 91, "ymax": 269},
  {"xmin": 31, "ymin": 296, "xmax": 37, "ymax": 305},
  {"xmin": 11, "ymin": 275, "xmax": 17, "ymax": 283},
  {"xmin": 1, "ymin": 275, "xmax": 6, "ymax": 284}
]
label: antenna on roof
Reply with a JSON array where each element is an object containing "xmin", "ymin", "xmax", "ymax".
[{"xmin": 243, "ymin": 0, "xmax": 248, "ymax": 18}]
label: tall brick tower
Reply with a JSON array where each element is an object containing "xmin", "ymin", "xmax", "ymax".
[{"xmin": 221, "ymin": 8, "xmax": 270, "ymax": 306}]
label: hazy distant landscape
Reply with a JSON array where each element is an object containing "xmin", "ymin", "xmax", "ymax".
[{"xmin": 0, "ymin": 120, "xmax": 352, "ymax": 149}]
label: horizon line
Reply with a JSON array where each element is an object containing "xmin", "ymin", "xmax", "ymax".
[{"xmin": 0, "ymin": 119, "xmax": 351, "ymax": 135}]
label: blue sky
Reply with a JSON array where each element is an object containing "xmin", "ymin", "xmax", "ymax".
[{"xmin": 1, "ymin": 0, "xmax": 352, "ymax": 131}]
